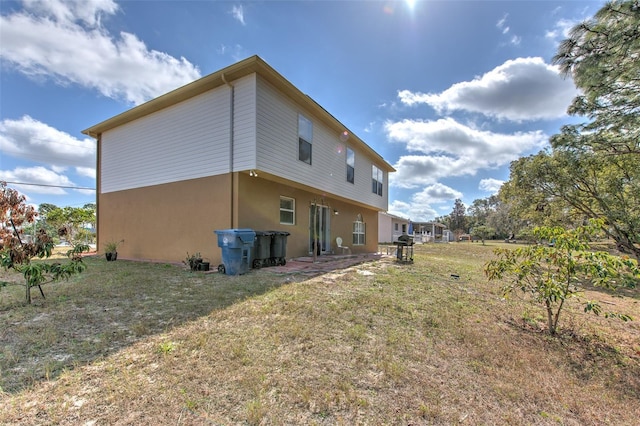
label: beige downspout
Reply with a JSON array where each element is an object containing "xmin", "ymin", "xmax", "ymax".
[
  {"xmin": 221, "ymin": 73, "xmax": 235, "ymax": 228},
  {"xmin": 96, "ymin": 133, "xmax": 102, "ymax": 253}
]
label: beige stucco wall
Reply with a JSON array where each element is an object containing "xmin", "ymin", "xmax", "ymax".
[
  {"xmin": 236, "ymin": 173, "xmax": 379, "ymax": 258},
  {"xmin": 98, "ymin": 175, "xmax": 232, "ymax": 264},
  {"xmin": 98, "ymin": 172, "xmax": 380, "ymax": 265}
]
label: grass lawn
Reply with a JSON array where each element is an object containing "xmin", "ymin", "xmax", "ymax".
[{"xmin": 1, "ymin": 243, "xmax": 639, "ymax": 424}]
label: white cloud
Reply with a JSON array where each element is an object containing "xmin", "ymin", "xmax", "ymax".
[
  {"xmin": 217, "ymin": 43, "xmax": 246, "ymax": 62},
  {"xmin": 415, "ymin": 183, "xmax": 462, "ymax": 203},
  {"xmin": 479, "ymin": 178, "xmax": 504, "ymax": 193},
  {"xmin": 545, "ymin": 18, "xmax": 577, "ymax": 44},
  {"xmin": 496, "ymin": 13, "xmax": 509, "ymax": 32},
  {"xmin": 389, "ymin": 183, "xmax": 461, "ymax": 222},
  {"xmin": 397, "ymin": 57, "xmax": 578, "ymax": 121},
  {"xmin": 22, "ymin": 0, "xmax": 119, "ymax": 27},
  {"xmin": 496, "ymin": 13, "xmax": 521, "ymax": 45},
  {"xmin": 231, "ymin": 5, "xmax": 246, "ymax": 25},
  {"xmin": 385, "ymin": 117, "xmax": 547, "ymax": 189},
  {"xmin": 0, "ymin": 116, "xmax": 96, "ymax": 171},
  {"xmin": 388, "ymin": 198, "xmax": 437, "ymax": 223},
  {"xmin": 388, "ymin": 155, "xmax": 461, "ymax": 189},
  {"xmin": 0, "ymin": 1, "xmax": 201, "ymax": 105},
  {"xmin": 76, "ymin": 167, "xmax": 97, "ymax": 179},
  {"xmin": 0, "ymin": 166, "xmax": 74, "ymax": 195}
]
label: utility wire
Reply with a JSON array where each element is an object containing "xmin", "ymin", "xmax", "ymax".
[{"xmin": 3, "ymin": 181, "xmax": 96, "ymax": 191}]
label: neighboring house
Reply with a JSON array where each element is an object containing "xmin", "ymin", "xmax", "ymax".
[
  {"xmin": 411, "ymin": 222, "xmax": 447, "ymax": 243},
  {"xmin": 378, "ymin": 212, "xmax": 410, "ymax": 243},
  {"xmin": 83, "ymin": 56, "xmax": 395, "ymax": 264}
]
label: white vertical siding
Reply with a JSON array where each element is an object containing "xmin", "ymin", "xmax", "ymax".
[
  {"xmin": 255, "ymin": 76, "xmax": 388, "ymax": 211},
  {"xmin": 101, "ymin": 87, "xmax": 232, "ymax": 193}
]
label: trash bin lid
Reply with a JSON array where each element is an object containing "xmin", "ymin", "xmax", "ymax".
[
  {"xmin": 214, "ymin": 228, "xmax": 257, "ymax": 243},
  {"xmin": 254, "ymin": 231, "xmax": 274, "ymax": 236}
]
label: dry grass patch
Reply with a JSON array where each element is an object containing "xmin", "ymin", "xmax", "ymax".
[{"xmin": 1, "ymin": 243, "xmax": 639, "ymax": 424}]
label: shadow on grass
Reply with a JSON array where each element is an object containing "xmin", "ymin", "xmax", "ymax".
[
  {"xmin": 581, "ymin": 279, "xmax": 640, "ymax": 300},
  {"xmin": 502, "ymin": 315, "xmax": 640, "ymax": 397},
  {"xmin": 0, "ymin": 256, "xmax": 288, "ymax": 393}
]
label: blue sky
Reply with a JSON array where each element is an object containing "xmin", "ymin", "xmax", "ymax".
[{"xmin": 0, "ymin": 0, "xmax": 602, "ymax": 221}]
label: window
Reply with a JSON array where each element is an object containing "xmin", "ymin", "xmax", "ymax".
[
  {"xmin": 402, "ymin": 224, "xmax": 407, "ymax": 233},
  {"xmin": 394, "ymin": 223, "xmax": 399, "ymax": 231},
  {"xmin": 298, "ymin": 114, "xmax": 312, "ymax": 164},
  {"xmin": 346, "ymin": 147, "xmax": 355, "ymax": 184},
  {"xmin": 353, "ymin": 221, "xmax": 366, "ymax": 245},
  {"xmin": 280, "ymin": 196, "xmax": 295, "ymax": 225},
  {"xmin": 372, "ymin": 165, "xmax": 383, "ymax": 196}
]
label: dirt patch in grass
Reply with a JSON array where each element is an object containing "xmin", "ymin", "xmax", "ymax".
[{"xmin": 1, "ymin": 243, "xmax": 639, "ymax": 425}]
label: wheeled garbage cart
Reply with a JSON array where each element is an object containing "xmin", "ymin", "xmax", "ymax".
[
  {"xmin": 252, "ymin": 231, "xmax": 273, "ymax": 269},
  {"xmin": 268, "ymin": 231, "xmax": 290, "ymax": 266},
  {"xmin": 214, "ymin": 229, "xmax": 256, "ymax": 275}
]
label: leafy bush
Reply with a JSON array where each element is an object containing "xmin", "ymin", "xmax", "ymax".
[{"xmin": 485, "ymin": 220, "xmax": 639, "ymax": 335}]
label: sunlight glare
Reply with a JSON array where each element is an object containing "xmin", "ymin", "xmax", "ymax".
[{"xmin": 406, "ymin": 0, "xmax": 416, "ymax": 11}]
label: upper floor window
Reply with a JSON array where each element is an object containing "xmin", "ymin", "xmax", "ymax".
[
  {"xmin": 298, "ymin": 114, "xmax": 312, "ymax": 165},
  {"xmin": 280, "ymin": 196, "xmax": 295, "ymax": 225},
  {"xmin": 346, "ymin": 147, "xmax": 355, "ymax": 184},
  {"xmin": 372, "ymin": 165, "xmax": 383, "ymax": 196}
]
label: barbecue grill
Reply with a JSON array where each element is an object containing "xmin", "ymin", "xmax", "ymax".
[{"xmin": 394, "ymin": 234, "xmax": 414, "ymax": 263}]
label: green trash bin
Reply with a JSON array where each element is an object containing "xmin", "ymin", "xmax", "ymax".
[{"xmin": 214, "ymin": 229, "xmax": 256, "ymax": 275}]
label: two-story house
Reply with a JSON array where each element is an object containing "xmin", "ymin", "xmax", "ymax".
[{"xmin": 83, "ymin": 55, "xmax": 395, "ymax": 265}]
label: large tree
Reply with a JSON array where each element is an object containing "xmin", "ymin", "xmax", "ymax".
[
  {"xmin": 502, "ymin": 0, "xmax": 640, "ymax": 257},
  {"xmin": 40, "ymin": 204, "xmax": 96, "ymax": 243},
  {"xmin": 468, "ymin": 195, "xmax": 523, "ymax": 239},
  {"xmin": 502, "ymin": 149, "xmax": 640, "ymax": 258},
  {"xmin": 449, "ymin": 198, "xmax": 468, "ymax": 236},
  {"xmin": 553, "ymin": 0, "xmax": 640, "ymax": 155}
]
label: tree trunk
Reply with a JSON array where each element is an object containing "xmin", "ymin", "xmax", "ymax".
[{"xmin": 545, "ymin": 300, "xmax": 556, "ymax": 335}]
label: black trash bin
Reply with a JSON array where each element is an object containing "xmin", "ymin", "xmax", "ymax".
[
  {"xmin": 268, "ymin": 231, "xmax": 290, "ymax": 266},
  {"xmin": 252, "ymin": 231, "xmax": 273, "ymax": 269}
]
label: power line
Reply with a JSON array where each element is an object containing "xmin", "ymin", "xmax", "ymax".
[{"xmin": 3, "ymin": 181, "xmax": 96, "ymax": 191}]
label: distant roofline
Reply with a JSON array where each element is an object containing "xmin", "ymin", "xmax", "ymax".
[
  {"xmin": 83, "ymin": 55, "xmax": 394, "ymax": 172},
  {"xmin": 380, "ymin": 211, "xmax": 409, "ymax": 221}
]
